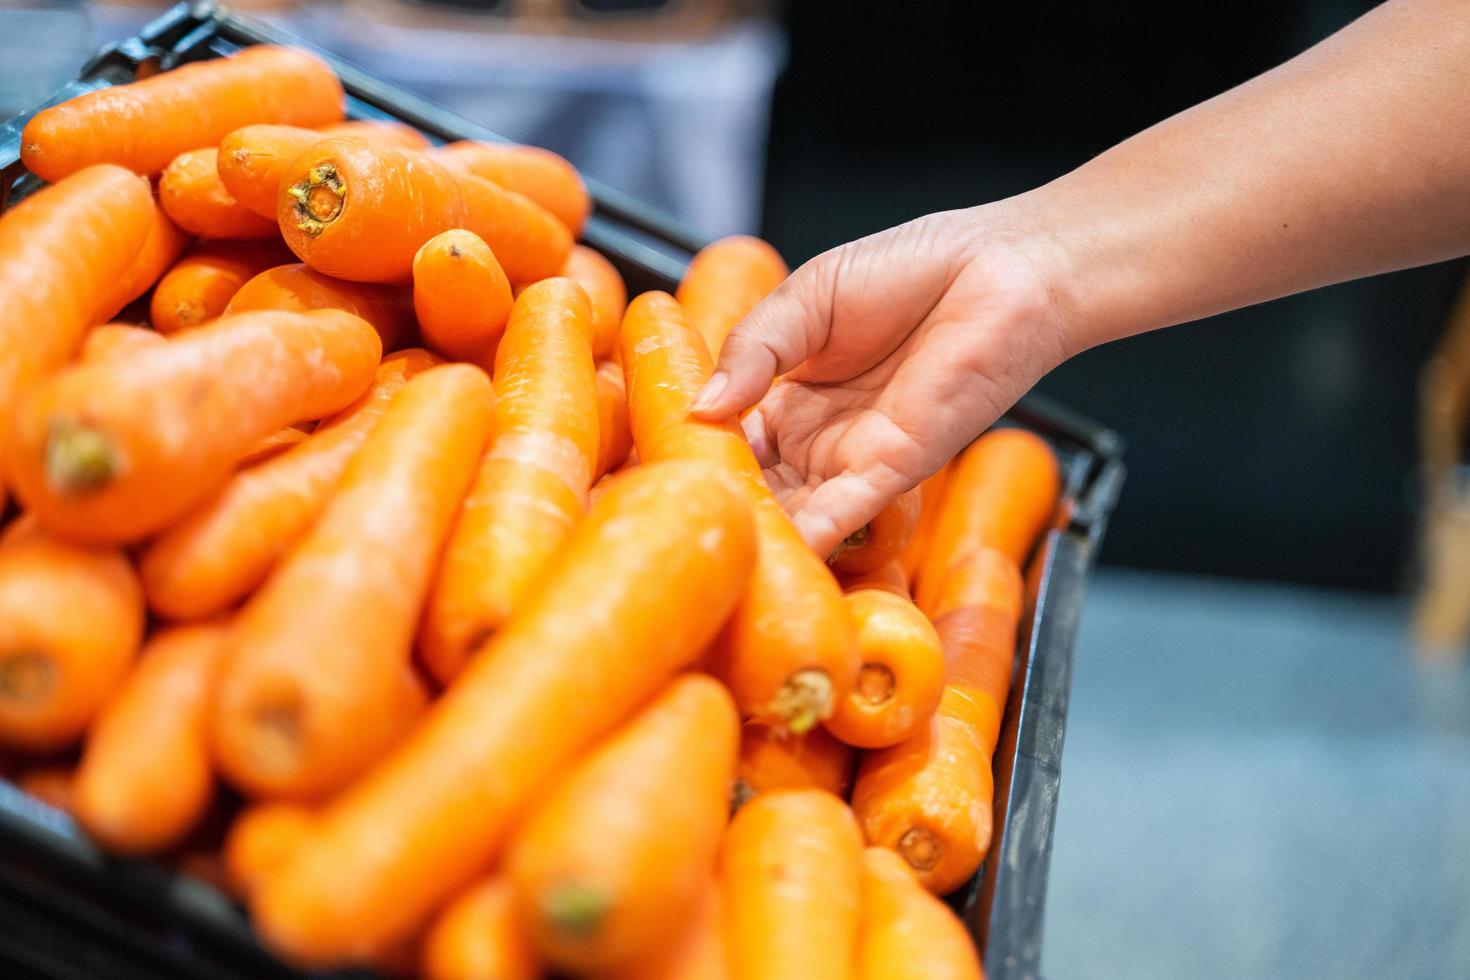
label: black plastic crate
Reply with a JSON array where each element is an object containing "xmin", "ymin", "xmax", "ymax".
[{"xmin": 0, "ymin": 5, "xmax": 1125, "ymax": 978}]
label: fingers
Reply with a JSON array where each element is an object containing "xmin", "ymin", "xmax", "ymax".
[
  {"xmin": 741, "ymin": 408, "xmax": 778, "ymax": 469},
  {"xmin": 788, "ymin": 468, "xmax": 912, "ymax": 558}
]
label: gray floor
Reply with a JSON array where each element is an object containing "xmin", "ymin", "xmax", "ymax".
[{"xmin": 1044, "ymin": 570, "xmax": 1470, "ymax": 980}]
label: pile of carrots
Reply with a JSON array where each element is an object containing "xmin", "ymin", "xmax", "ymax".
[{"xmin": 0, "ymin": 43, "xmax": 1065, "ymax": 980}]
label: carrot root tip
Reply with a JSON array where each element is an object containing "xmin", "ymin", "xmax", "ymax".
[
  {"xmin": 0, "ymin": 651, "xmax": 56, "ymax": 705},
  {"xmin": 854, "ymin": 663, "xmax": 897, "ymax": 706},
  {"xmin": 289, "ymin": 163, "xmax": 345, "ymax": 238},
  {"xmin": 45, "ymin": 420, "xmax": 122, "ymax": 494},
  {"xmin": 539, "ymin": 882, "xmax": 611, "ymax": 939},
  {"xmin": 769, "ymin": 669, "xmax": 835, "ymax": 734},
  {"xmin": 730, "ymin": 779, "xmax": 756, "ymax": 813},
  {"xmin": 245, "ymin": 693, "xmax": 306, "ymax": 778},
  {"xmin": 897, "ymin": 826, "xmax": 943, "ymax": 872}
]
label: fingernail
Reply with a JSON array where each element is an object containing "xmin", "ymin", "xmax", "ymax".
[{"xmin": 690, "ymin": 371, "xmax": 729, "ymax": 414}]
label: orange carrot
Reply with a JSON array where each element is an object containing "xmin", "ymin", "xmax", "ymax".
[
  {"xmin": 72, "ymin": 624, "xmax": 228, "ymax": 854},
  {"xmin": 675, "ymin": 235, "xmax": 788, "ymax": 359},
  {"xmin": 509, "ymin": 674, "xmax": 738, "ymax": 972},
  {"xmin": 412, "ymin": 229, "xmax": 514, "ymax": 364},
  {"xmin": 852, "ymin": 548, "xmax": 1023, "ymax": 894},
  {"xmin": 823, "ymin": 589, "xmax": 944, "ymax": 749},
  {"xmin": 224, "ymin": 803, "xmax": 315, "ymax": 901},
  {"xmin": 857, "ymin": 848, "xmax": 983, "ymax": 980},
  {"xmin": 8, "ymin": 308, "xmax": 382, "ymax": 544},
  {"xmin": 140, "ymin": 350, "xmax": 438, "ymax": 621},
  {"xmin": 21, "ymin": 45, "xmax": 344, "ymax": 181},
  {"xmin": 720, "ymin": 789, "xmax": 863, "ymax": 980},
  {"xmin": 594, "ymin": 359, "xmax": 633, "ymax": 480},
  {"xmin": 422, "ymin": 876, "xmax": 539, "ymax": 980},
  {"xmin": 435, "ymin": 140, "xmax": 590, "ymax": 236},
  {"xmin": 224, "ymin": 262, "xmax": 413, "ymax": 351},
  {"xmin": 235, "ymin": 425, "xmax": 310, "ymax": 468},
  {"xmin": 829, "ymin": 489, "xmax": 921, "ymax": 576},
  {"xmin": 837, "ymin": 560, "xmax": 910, "ymax": 598},
  {"xmin": 561, "ymin": 245, "xmax": 626, "ymax": 359},
  {"xmin": 78, "ymin": 324, "xmax": 165, "ymax": 364},
  {"xmin": 734, "ymin": 721, "xmax": 855, "ymax": 809},
  {"xmin": 17, "ymin": 764, "xmax": 76, "ymax": 815},
  {"xmin": 0, "ymin": 519, "xmax": 144, "ymax": 750},
  {"xmin": 597, "ymin": 878, "xmax": 729, "ymax": 980},
  {"xmin": 252, "ymin": 461, "xmax": 756, "ymax": 966},
  {"xmin": 899, "ymin": 465, "xmax": 953, "ymax": 584},
  {"xmin": 159, "ymin": 147, "xmax": 278, "ymax": 239},
  {"xmin": 419, "ymin": 279, "xmax": 598, "ymax": 685},
  {"xmin": 95, "ymin": 202, "xmax": 192, "ymax": 323},
  {"xmin": 278, "ymin": 138, "xmax": 571, "ymax": 283},
  {"xmin": 150, "ymin": 240, "xmax": 292, "ymax": 333},
  {"xmin": 621, "ymin": 290, "xmax": 857, "ymax": 732},
  {"xmin": 214, "ymin": 363, "xmax": 493, "ymax": 800},
  {"xmin": 320, "ymin": 119, "xmax": 429, "ymax": 150},
  {"xmin": 915, "ymin": 430, "xmax": 1059, "ymax": 615}
]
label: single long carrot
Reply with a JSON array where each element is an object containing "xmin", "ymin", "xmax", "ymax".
[
  {"xmin": 823, "ymin": 589, "xmax": 944, "ymax": 749},
  {"xmin": 598, "ymin": 878, "xmax": 729, "ymax": 980},
  {"xmin": 675, "ymin": 235, "xmax": 788, "ymax": 359},
  {"xmin": 734, "ymin": 721, "xmax": 855, "ymax": 809},
  {"xmin": 95, "ymin": 201, "xmax": 191, "ymax": 323},
  {"xmin": 419, "ymin": 279, "xmax": 598, "ymax": 685},
  {"xmin": 278, "ymin": 138, "xmax": 571, "ymax": 283},
  {"xmin": 72, "ymin": 624, "xmax": 228, "ymax": 854},
  {"xmin": 852, "ymin": 548, "xmax": 1023, "ymax": 894},
  {"xmin": 561, "ymin": 245, "xmax": 626, "ymax": 359},
  {"xmin": 140, "ymin": 349, "xmax": 439, "ymax": 621},
  {"xmin": 78, "ymin": 324, "xmax": 166, "ymax": 363},
  {"xmin": 837, "ymin": 560, "xmax": 910, "ymax": 598},
  {"xmin": 224, "ymin": 803, "xmax": 316, "ymax": 901},
  {"xmin": 720, "ymin": 788, "xmax": 863, "ymax": 980},
  {"xmin": 150, "ymin": 240, "xmax": 292, "ymax": 333},
  {"xmin": 214, "ymin": 363, "xmax": 493, "ymax": 800},
  {"xmin": 594, "ymin": 359, "xmax": 633, "ymax": 480},
  {"xmin": 829, "ymin": 489, "xmax": 921, "ymax": 576},
  {"xmin": 899, "ymin": 464, "xmax": 954, "ymax": 584},
  {"xmin": 621, "ymin": 290, "xmax": 857, "ymax": 732},
  {"xmin": 412, "ymin": 229, "xmax": 514, "ymax": 364},
  {"xmin": 159, "ymin": 147, "xmax": 278, "ymax": 239},
  {"xmin": 857, "ymin": 848, "xmax": 983, "ymax": 980},
  {"xmin": 224, "ymin": 262, "xmax": 413, "ymax": 351},
  {"xmin": 509, "ymin": 674, "xmax": 739, "ymax": 972},
  {"xmin": 8, "ymin": 308, "xmax": 382, "ymax": 544},
  {"xmin": 21, "ymin": 45, "xmax": 344, "ymax": 181},
  {"xmin": 435, "ymin": 140, "xmax": 591, "ymax": 236},
  {"xmin": 915, "ymin": 429, "xmax": 1059, "ymax": 615},
  {"xmin": 422, "ymin": 876, "xmax": 539, "ymax": 980},
  {"xmin": 252, "ymin": 460, "xmax": 756, "ymax": 966},
  {"xmin": 17, "ymin": 764, "xmax": 75, "ymax": 815},
  {"xmin": 0, "ymin": 519, "xmax": 144, "ymax": 751}
]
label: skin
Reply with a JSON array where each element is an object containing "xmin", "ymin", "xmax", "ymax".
[{"xmin": 692, "ymin": 0, "xmax": 1470, "ymax": 553}]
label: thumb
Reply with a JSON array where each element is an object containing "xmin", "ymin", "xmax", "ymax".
[{"xmin": 787, "ymin": 467, "xmax": 911, "ymax": 558}]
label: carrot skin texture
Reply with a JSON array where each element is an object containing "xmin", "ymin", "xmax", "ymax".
[
  {"xmin": 95, "ymin": 202, "xmax": 191, "ymax": 323},
  {"xmin": 735, "ymin": 721, "xmax": 855, "ymax": 807},
  {"xmin": 838, "ymin": 560, "xmax": 910, "ymax": 598},
  {"xmin": 419, "ymin": 279, "xmax": 599, "ymax": 685},
  {"xmin": 411, "ymin": 229, "xmax": 514, "ymax": 364},
  {"xmin": 8, "ymin": 309, "xmax": 382, "ymax": 544},
  {"xmin": 252, "ymin": 461, "xmax": 757, "ymax": 966},
  {"xmin": 857, "ymin": 848, "xmax": 983, "ymax": 980},
  {"xmin": 320, "ymin": 119, "xmax": 429, "ymax": 150},
  {"xmin": 21, "ymin": 45, "xmax": 344, "ymax": 181},
  {"xmin": 899, "ymin": 465, "xmax": 953, "ymax": 584},
  {"xmin": 213, "ymin": 364, "xmax": 494, "ymax": 800},
  {"xmin": 829, "ymin": 489, "xmax": 921, "ymax": 575},
  {"xmin": 509, "ymin": 674, "xmax": 739, "ymax": 972},
  {"xmin": 224, "ymin": 262, "xmax": 413, "ymax": 352},
  {"xmin": 0, "ymin": 521, "xmax": 144, "ymax": 750},
  {"xmin": 277, "ymin": 138, "xmax": 571, "ymax": 283},
  {"xmin": 151, "ymin": 240, "xmax": 292, "ymax": 333},
  {"xmin": 160, "ymin": 148, "xmax": 278, "ymax": 239},
  {"xmin": 594, "ymin": 359, "xmax": 633, "ymax": 479},
  {"xmin": 720, "ymin": 789, "xmax": 863, "ymax": 980},
  {"xmin": 435, "ymin": 140, "xmax": 590, "ymax": 236},
  {"xmin": 823, "ymin": 589, "xmax": 945, "ymax": 749},
  {"xmin": 72, "ymin": 624, "xmax": 228, "ymax": 854},
  {"xmin": 422, "ymin": 876, "xmax": 539, "ymax": 980},
  {"xmin": 675, "ymin": 235, "xmax": 788, "ymax": 359},
  {"xmin": 596, "ymin": 879, "xmax": 730, "ymax": 980},
  {"xmin": 621, "ymin": 290, "xmax": 857, "ymax": 732},
  {"xmin": 140, "ymin": 350, "xmax": 439, "ymax": 621},
  {"xmin": 78, "ymin": 324, "xmax": 166, "ymax": 364},
  {"xmin": 561, "ymin": 245, "xmax": 627, "ymax": 359}
]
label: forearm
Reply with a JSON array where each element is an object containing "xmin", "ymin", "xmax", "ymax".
[{"xmin": 1004, "ymin": 0, "xmax": 1470, "ymax": 356}]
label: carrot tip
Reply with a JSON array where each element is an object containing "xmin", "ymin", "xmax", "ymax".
[
  {"xmin": 0, "ymin": 651, "xmax": 56, "ymax": 705},
  {"xmin": 897, "ymin": 827, "xmax": 942, "ymax": 872},
  {"xmin": 769, "ymin": 669, "xmax": 835, "ymax": 734},
  {"xmin": 730, "ymin": 779, "xmax": 756, "ymax": 813},
  {"xmin": 538, "ymin": 882, "xmax": 611, "ymax": 939},
  {"xmin": 289, "ymin": 163, "xmax": 345, "ymax": 238},
  {"xmin": 854, "ymin": 663, "xmax": 897, "ymax": 706},
  {"xmin": 832, "ymin": 524, "xmax": 872, "ymax": 562},
  {"xmin": 45, "ymin": 421, "xmax": 122, "ymax": 494}
]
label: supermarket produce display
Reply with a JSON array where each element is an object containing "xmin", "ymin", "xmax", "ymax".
[{"xmin": 0, "ymin": 6, "xmax": 1123, "ymax": 978}]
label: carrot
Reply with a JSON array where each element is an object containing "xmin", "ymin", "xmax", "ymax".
[
  {"xmin": 675, "ymin": 235, "xmax": 788, "ymax": 359},
  {"xmin": 899, "ymin": 465, "xmax": 953, "ymax": 584},
  {"xmin": 17, "ymin": 764, "xmax": 76, "ymax": 815},
  {"xmin": 561, "ymin": 245, "xmax": 626, "ymax": 359},
  {"xmin": 159, "ymin": 147, "xmax": 278, "ymax": 239},
  {"xmin": 412, "ymin": 229, "xmax": 514, "ymax": 364},
  {"xmin": 78, "ymin": 324, "xmax": 165, "ymax": 363},
  {"xmin": 734, "ymin": 721, "xmax": 855, "ymax": 809},
  {"xmin": 224, "ymin": 803, "xmax": 315, "ymax": 901},
  {"xmin": 150, "ymin": 240, "xmax": 292, "ymax": 333},
  {"xmin": 419, "ymin": 279, "xmax": 598, "ymax": 685},
  {"xmin": 214, "ymin": 363, "xmax": 492, "ymax": 800},
  {"xmin": 21, "ymin": 45, "xmax": 344, "ymax": 181},
  {"xmin": 224, "ymin": 262, "xmax": 413, "ymax": 351},
  {"xmin": 597, "ymin": 878, "xmax": 729, "ymax": 980},
  {"xmin": 235, "ymin": 425, "xmax": 311, "ymax": 468},
  {"xmin": 720, "ymin": 788, "xmax": 863, "ymax": 980},
  {"xmin": 837, "ymin": 560, "xmax": 910, "ymax": 598},
  {"xmin": 95, "ymin": 202, "xmax": 191, "ymax": 323},
  {"xmin": 852, "ymin": 548, "xmax": 1023, "ymax": 894},
  {"xmin": 140, "ymin": 350, "xmax": 439, "ymax": 621},
  {"xmin": 8, "ymin": 308, "xmax": 382, "ymax": 544},
  {"xmin": 219, "ymin": 121, "xmax": 428, "ymax": 219},
  {"xmin": 509, "ymin": 674, "xmax": 739, "ymax": 972},
  {"xmin": 914, "ymin": 429, "xmax": 1059, "ymax": 615},
  {"xmin": 857, "ymin": 848, "xmax": 983, "ymax": 980},
  {"xmin": 829, "ymin": 488, "xmax": 921, "ymax": 576},
  {"xmin": 422, "ymin": 876, "xmax": 539, "ymax": 980},
  {"xmin": 72, "ymin": 624, "xmax": 228, "ymax": 854},
  {"xmin": 823, "ymin": 589, "xmax": 944, "ymax": 749},
  {"xmin": 278, "ymin": 138, "xmax": 571, "ymax": 283},
  {"xmin": 435, "ymin": 140, "xmax": 591, "ymax": 236},
  {"xmin": 0, "ymin": 518, "xmax": 144, "ymax": 751},
  {"xmin": 621, "ymin": 290, "xmax": 857, "ymax": 732},
  {"xmin": 0, "ymin": 166, "xmax": 155, "ymax": 482},
  {"xmin": 252, "ymin": 460, "xmax": 756, "ymax": 966},
  {"xmin": 592, "ymin": 360, "xmax": 633, "ymax": 481}
]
